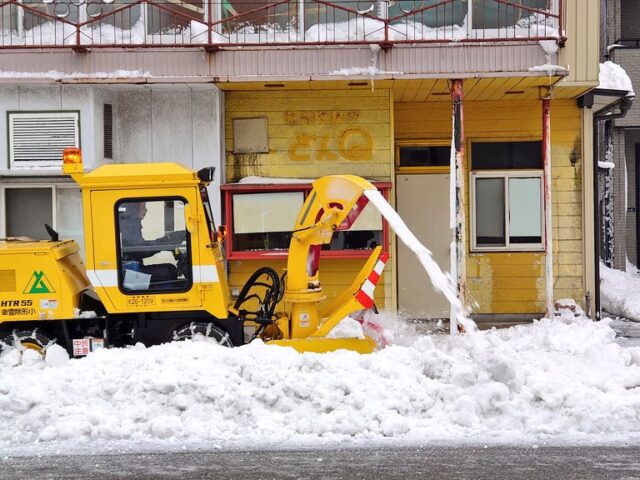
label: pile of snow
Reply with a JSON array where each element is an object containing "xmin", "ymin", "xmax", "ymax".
[
  {"xmin": 1, "ymin": 316, "xmax": 640, "ymax": 454},
  {"xmin": 601, "ymin": 263, "xmax": 640, "ymax": 321},
  {"xmin": 599, "ymin": 61, "xmax": 635, "ymax": 95}
]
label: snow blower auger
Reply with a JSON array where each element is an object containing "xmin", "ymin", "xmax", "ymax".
[
  {"xmin": 263, "ymin": 175, "xmax": 389, "ymax": 353},
  {"xmin": 0, "ymin": 149, "xmax": 387, "ymax": 358}
]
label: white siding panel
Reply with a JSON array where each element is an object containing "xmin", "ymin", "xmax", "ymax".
[{"xmin": 0, "ymin": 43, "xmax": 555, "ymax": 82}]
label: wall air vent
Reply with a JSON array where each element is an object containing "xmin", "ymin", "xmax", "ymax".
[
  {"xmin": 9, "ymin": 111, "xmax": 80, "ymax": 168},
  {"xmin": 104, "ymin": 104, "xmax": 113, "ymax": 159}
]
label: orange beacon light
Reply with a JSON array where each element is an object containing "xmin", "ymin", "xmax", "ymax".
[{"xmin": 63, "ymin": 147, "xmax": 83, "ymax": 174}]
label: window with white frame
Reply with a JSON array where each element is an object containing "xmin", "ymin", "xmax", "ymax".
[
  {"xmin": 8, "ymin": 111, "xmax": 80, "ymax": 169},
  {"xmin": 470, "ymin": 141, "xmax": 543, "ymax": 251},
  {"xmin": 1, "ymin": 184, "xmax": 84, "ymax": 252}
]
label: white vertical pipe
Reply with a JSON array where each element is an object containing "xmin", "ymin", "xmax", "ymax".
[{"xmin": 450, "ymin": 79, "xmax": 466, "ymax": 334}]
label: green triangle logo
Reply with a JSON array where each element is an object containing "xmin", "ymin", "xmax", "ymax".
[{"xmin": 23, "ymin": 271, "xmax": 55, "ymax": 294}]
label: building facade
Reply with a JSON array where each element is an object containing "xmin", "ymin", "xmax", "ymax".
[
  {"xmin": 0, "ymin": 0, "xmax": 602, "ymax": 320},
  {"xmin": 601, "ymin": 0, "xmax": 640, "ymax": 270}
]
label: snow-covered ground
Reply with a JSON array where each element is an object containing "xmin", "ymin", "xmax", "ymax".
[
  {"xmin": 1, "ymin": 314, "xmax": 640, "ymax": 457},
  {"xmin": 601, "ymin": 263, "xmax": 640, "ymax": 321}
]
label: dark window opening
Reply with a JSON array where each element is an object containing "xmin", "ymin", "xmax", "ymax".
[
  {"xmin": 472, "ymin": 141, "xmax": 542, "ymax": 170},
  {"xmin": 399, "ymin": 145, "xmax": 450, "ymax": 168}
]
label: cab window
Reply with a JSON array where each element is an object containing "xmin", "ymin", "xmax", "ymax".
[{"xmin": 116, "ymin": 198, "xmax": 191, "ymax": 292}]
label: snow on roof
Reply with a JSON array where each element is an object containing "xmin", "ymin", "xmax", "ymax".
[
  {"xmin": 0, "ymin": 70, "xmax": 151, "ymax": 80},
  {"xmin": 528, "ymin": 64, "xmax": 567, "ymax": 74},
  {"xmin": 599, "ymin": 61, "xmax": 635, "ymax": 95},
  {"xmin": 329, "ymin": 66, "xmax": 402, "ymax": 76},
  {"xmin": 598, "ymin": 161, "xmax": 615, "ymax": 170},
  {"xmin": 237, "ymin": 176, "xmax": 313, "ymax": 185}
]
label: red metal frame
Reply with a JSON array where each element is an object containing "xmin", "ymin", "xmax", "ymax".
[
  {"xmin": 0, "ymin": 0, "xmax": 565, "ymax": 49},
  {"xmin": 221, "ymin": 181, "xmax": 392, "ymax": 260}
]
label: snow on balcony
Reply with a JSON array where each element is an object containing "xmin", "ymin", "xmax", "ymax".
[{"xmin": 0, "ymin": 0, "xmax": 563, "ymax": 48}]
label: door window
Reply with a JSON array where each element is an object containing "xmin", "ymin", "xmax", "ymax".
[{"xmin": 117, "ymin": 198, "xmax": 191, "ymax": 293}]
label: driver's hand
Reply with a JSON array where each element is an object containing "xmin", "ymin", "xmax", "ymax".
[{"xmin": 164, "ymin": 230, "xmax": 186, "ymax": 243}]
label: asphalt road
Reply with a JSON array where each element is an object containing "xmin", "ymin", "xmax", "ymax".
[{"xmin": 2, "ymin": 445, "xmax": 640, "ymax": 479}]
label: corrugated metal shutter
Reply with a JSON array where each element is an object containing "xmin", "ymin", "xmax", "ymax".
[{"xmin": 9, "ymin": 112, "xmax": 79, "ymax": 167}]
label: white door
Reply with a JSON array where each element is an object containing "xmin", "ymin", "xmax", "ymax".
[{"xmin": 396, "ymin": 174, "xmax": 451, "ymax": 319}]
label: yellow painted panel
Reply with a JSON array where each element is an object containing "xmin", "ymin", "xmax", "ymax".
[
  {"xmin": 470, "ymin": 289, "xmax": 544, "ymax": 302},
  {"xmin": 553, "ymin": 203, "xmax": 582, "ymax": 217},
  {"xmin": 558, "ymin": 0, "xmax": 600, "ymax": 86},
  {"xmin": 468, "ymin": 276, "xmax": 544, "ymax": 289},
  {"xmin": 480, "ymin": 302, "xmax": 545, "ymax": 315},
  {"xmin": 556, "ymin": 240, "xmax": 584, "ymax": 253},
  {"xmin": 468, "ymin": 252, "xmax": 544, "ymax": 265},
  {"xmin": 467, "ymin": 263, "xmax": 544, "ymax": 278},
  {"xmin": 225, "ymin": 89, "xmax": 392, "ymax": 183},
  {"xmin": 395, "ymin": 97, "xmax": 585, "ymax": 313},
  {"xmin": 227, "ymin": 88, "xmax": 390, "ymax": 99},
  {"xmin": 554, "ymin": 191, "xmax": 582, "ymax": 204},
  {"xmin": 556, "ymin": 253, "xmax": 584, "ymax": 265},
  {"xmin": 555, "ymin": 218, "xmax": 583, "ymax": 230},
  {"xmin": 225, "ymin": 162, "xmax": 392, "ymax": 181},
  {"xmin": 553, "ymin": 178, "xmax": 582, "ymax": 192},
  {"xmin": 555, "ymin": 228, "xmax": 583, "ymax": 241},
  {"xmin": 554, "ymin": 277, "xmax": 585, "ymax": 290}
]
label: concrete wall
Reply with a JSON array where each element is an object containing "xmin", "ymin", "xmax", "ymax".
[
  {"xmin": 603, "ymin": 0, "xmax": 640, "ymax": 268},
  {"xmin": 625, "ymin": 128, "xmax": 640, "ymax": 265},
  {"xmin": 0, "ymin": 84, "xmax": 225, "ymax": 224},
  {"xmin": 612, "ymin": 50, "xmax": 640, "ymax": 128},
  {"xmin": 115, "ymin": 85, "xmax": 224, "ymax": 224},
  {"xmin": 621, "ymin": 0, "xmax": 640, "ymax": 39},
  {"xmin": 612, "ymin": 127, "xmax": 627, "ymax": 270},
  {"xmin": 0, "ymin": 85, "xmax": 100, "ymax": 171}
]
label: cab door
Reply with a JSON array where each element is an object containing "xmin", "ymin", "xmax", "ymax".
[{"xmin": 87, "ymin": 188, "xmax": 203, "ymax": 313}]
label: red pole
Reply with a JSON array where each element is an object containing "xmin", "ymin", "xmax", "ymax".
[{"xmin": 542, "ymin": 97, "xmax": 554, "ymax": 318}]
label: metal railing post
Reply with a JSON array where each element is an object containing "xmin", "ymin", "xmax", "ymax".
[{"xmin": 207, "ymin": 0, "xmax": 212, "ymax": 44}]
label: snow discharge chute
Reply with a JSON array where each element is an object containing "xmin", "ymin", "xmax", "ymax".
[{"xmin": 268, "ymin": 175, "xmax": 474, "ymax": 354}]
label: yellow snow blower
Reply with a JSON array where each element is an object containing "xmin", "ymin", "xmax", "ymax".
[{"xmin": 0, "ymin": 148, "xmax": 387, "ymax": 356}]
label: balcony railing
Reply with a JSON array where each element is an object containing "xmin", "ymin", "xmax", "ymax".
[{"xmin": 0, "ymin": 0, "xmax": 564, "ymax": 49}]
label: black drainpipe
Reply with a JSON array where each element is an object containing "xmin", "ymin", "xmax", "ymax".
[{"xmin": 582, "ymin": 92, "xmax": 634, "ymax": 319}]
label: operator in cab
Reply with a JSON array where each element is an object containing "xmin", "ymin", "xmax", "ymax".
[{"xmin": 118, "ymin": 200, "xmax": 188, "ymax": 292}]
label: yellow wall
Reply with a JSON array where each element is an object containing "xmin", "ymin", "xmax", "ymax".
[
  {"xmin": 226, "ymin": 89, "xmax": 586, "ymax": 315},
  {"xmin": 224, "ymin": 88, "xmax": 394, "ymax": 310},
  {"xmin": 558, "ymin": 0, "xmax": 600, "ymax": 88},
  {"xmin": 395, "ymin": 98, "xmax": 584, "ymax": 314},
  {"xmin": 225, "ymin": 89, "xmax": 393, "ymax": 181}
]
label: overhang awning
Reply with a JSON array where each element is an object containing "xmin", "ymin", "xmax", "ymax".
[{"xmin": 577, "ymin": 88, "xmax": 635, "ymax": 116}]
